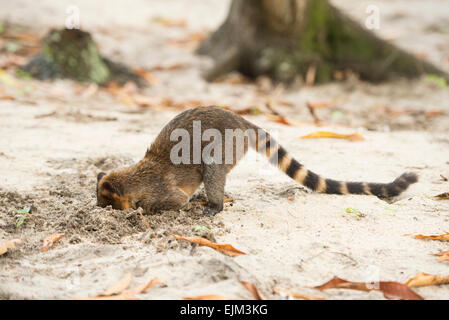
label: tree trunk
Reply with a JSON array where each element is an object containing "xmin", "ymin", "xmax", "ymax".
[
  {"xmin": 198, "ymin": 0, "xmax": 447, "ymax": 83},
  {"xmin": 22, "ymin": 29, "xmax": 144, "ymax": 86}
]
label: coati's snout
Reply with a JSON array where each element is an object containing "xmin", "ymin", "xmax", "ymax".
[{"xmin": 96, "ymin": 172, "xmax": 132, "ymax": 210}]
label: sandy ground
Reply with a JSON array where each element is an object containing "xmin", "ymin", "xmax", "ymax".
[{"xmin": 0, "ymin": 0, "xmax": 449, "ymax": 300}]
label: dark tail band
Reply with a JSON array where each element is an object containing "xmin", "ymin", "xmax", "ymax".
[{"xmin": 253, "ymin": 134, "xmax": 418, "ymax": 198}]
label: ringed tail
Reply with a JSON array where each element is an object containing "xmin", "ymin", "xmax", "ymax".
[{"xmin": 251, "ymin": 132, "xmax": 418, "ymax": 198}]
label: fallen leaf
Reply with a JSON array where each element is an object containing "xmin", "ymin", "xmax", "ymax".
[
  {"xmin": 73, "ymin": 294, "xmax": 138, "ymax": 300},
  {"xmin": 273, "ymin": 287, "xmax": 326, "ymax": 300},
  {"xmin": 222, "ymin": 106, "xmax": 261, "ymax": 115},
  {"xmin": 264, "ymin": 114, "xmax": 303, "ymax": 126},
  {"xmin": 132, "ymin": 94, "xmax": 157, "ymax": 108},
  {"xmin": 121, "ymin": 277, "xmax": 165, "ymax": 296},
  {"xmin": 314, "ymin": 276, "xmax": 423, "ymax": 300},
  {"xmin": 170, "ymin": 234, "xmax": 245, "ymax": 256},
  {"xmin": 102, "ymin": 273, "xmax": 133, "ymax": 296},
  {"xmin": 132, "ymin": 68, "xmax": 159, "ymax": 85},
  {"xmin": 434, "ymin": 251, "xmax": 449, "ymax": 262},
  {"xmin": 148, "ymin": 63, "xmax": 187, "ymax": 72},
  {"xmin": 184, "ymin": 295, "xmax": 232, "ymax": 300},
  {"xmin": 406, "ymin": 232, "xmax": 449, "ymax": 242},
  {"xmin": 405, "ymin": 272, "xmax": 449, "ymax": 287},
  {"xmin": 301, "ymin": 131, "xmax": 364, "ymax": 141},
  {"xmin": 239, "ymin": 280, "xmax": 265, "ymax": 300},
  {"xmin": 198, "ymin": 197, "xmax": 233, "ymax": 206},
  {"xmin": 41, "ymin": 233, "xmax": 64, "ymax": 252},
  {"xmin": 307, "ymin": 100, "xmax": 340, "ymax": 109},
  {"xmin": 0, "ymin": 238, "xmax": 24, "ymax": 255},
  {"xmin": 425, "ymin": 110, "xmax": 446, "ymax": 118},
  {"xmin": 0, "ymin": 95, "xmax": 15, "ymax": 100},
  {"xmin": 74, "ymin": 276, "xmax": 164, "ymax": 300},
  {"xmin": 434, "ymin": 192, "xmax": 449, "ymax": 200},
  {"xmin": 168, "ymin": 32, "xmax": 206, "ymax": 47}
]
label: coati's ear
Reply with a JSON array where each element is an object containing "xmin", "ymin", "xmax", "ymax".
[
  {"xmin": 97, "ymin": 172, "xmax": 106, "ymax": 183},
  {"xmin": 101, "ymin": 181, "xmax": 115, "ymax": 194}
]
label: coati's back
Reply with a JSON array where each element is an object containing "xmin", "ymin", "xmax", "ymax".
[
  {"xmin": 146, "ymin": 106, "xmax": 252, "ymax": 164},
  {"xmin": 146, "ymin": 106, "xmax": 417, "ymax": 199}
]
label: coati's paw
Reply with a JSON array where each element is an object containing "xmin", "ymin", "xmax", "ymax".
[{"xmin": 202, "ymin": 206, "xmax": 222, "ymax": 217}]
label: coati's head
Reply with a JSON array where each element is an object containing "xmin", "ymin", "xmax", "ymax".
[{"xmin": 96, "ymin": 172, "xmax": 133, "ymax": 210}]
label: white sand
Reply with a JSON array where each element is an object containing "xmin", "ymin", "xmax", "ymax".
[{"xmin": 0, "ymin": 0, "xmax": 448, "ymax": 300}]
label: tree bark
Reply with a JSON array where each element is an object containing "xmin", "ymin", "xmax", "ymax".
[
  {"xmin": 23, "ymin": 29, "xmax": 144, "ymax": 86},
  {"xmin": 198, "ymin": 0, "xmax": 447, "ymax": 83}
]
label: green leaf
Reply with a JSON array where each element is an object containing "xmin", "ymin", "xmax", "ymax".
[
  {"xmin": 193, "ymin": 225, "xmax": 211, "ymax": 233},
  {"xmin": 15, "ymin": 207, "xmax": 30, "ymax": 214},
  {"xmin": 331, "ymin": 110, "xmax": 343, "ymax": 120},
  {"xmin": 16, "ymin": 215, "xmax": 28, "ymax": 228},
  {"xmin": 15, "ymin": 69, "xmax": 32, "ymax": 79},
  {"xmin": 426, "ymin": 74, "xmax": 447, "ymax": 89},
  {"xmin": 345, "ymin": 207, "xmax": 360, "ymax": 216}
]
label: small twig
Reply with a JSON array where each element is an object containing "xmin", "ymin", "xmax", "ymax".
[
  {"xmin": 306, "ymin": 103, "xmax": 321, "ymax": 124},
  {"xmin": 265, "ymin": 100, "xmax": 282, "ymax": 116}
]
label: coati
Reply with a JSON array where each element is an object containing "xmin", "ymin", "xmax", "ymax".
[{"xmin": 96, "ymin": 106, "xmax": 418, "ymax": 216}]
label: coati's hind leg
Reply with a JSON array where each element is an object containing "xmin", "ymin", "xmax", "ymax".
[{"xmin": 202, "ymin": 163, "xmax": 227, "ymax": 216}]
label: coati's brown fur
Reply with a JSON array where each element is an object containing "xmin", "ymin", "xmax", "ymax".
[{"xmin": 96, "ymin": 106, "xmax": 418, "ymax": 216}]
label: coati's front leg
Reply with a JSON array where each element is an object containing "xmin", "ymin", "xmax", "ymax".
[{"xmin": 202, "ymin": 163, "xmax": 227, "ymax": 216}]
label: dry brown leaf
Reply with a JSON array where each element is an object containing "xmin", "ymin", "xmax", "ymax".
[
  {"xmin": 73, "ymin": 294, "xmax": 139, "ymax": 300},
  {"xmin": 41, "ymin": 233, "xmax": 64, "ymax": 252},
  {"xmin": 434, "ymin": 251, "xmax": 449, "ymax": 262},
  {"xmin": 0, "ymin": 95, "xmax": 15, "ymax": 101},
  {"xmin": 184, "ymin": 295, "xmax": 232, "ymax": 300},
  {"xmin": 239, "ymin": 280, "xmax": 265, "ymax": 300},
  {"xmin": 264, "ymin": 114, "xmax": 298, "ymax": 126},
  {"xmin": 307, "ymin": 101, "xmax": 340, "ymax": 109},
  {"xmin": 425, "ymin": 110, "xmax": 446, "ymax": 118},
  {"xmin": 168, "ymin": 32, "xmax": 206, "ymax": 46},
  {"xmin": 0, "ymin": 238, "xmax": 24, "ymax": 255},
  {"xmin": 406, "ymin": 232, "xmax": 449, "ymax": 241},
  {"xmin": 198, "ymin": 197, "xmax": 233, "ymax": 206},
  {"xmin": 222, "ymin": 106, "xmax": 261, "ymax": 115},
  {"xmin": 405, "ymin": 272, "xmax": 449, "ymax": 287},
  {"xmin": 301, "ymin": 131, "xmax": 364, "ymax": 142},
  {"xmin": 273, "ymin": 287, "xmax": 326, "ymax": 300},
  {"xmin": 74, "ymin": 276, "xmax": 164, "ymax": 300},
  {"xmin": 148, "ymin": 63, "xmax": 187, "ymax": 72},
  {"xmin": 132, "ymin": 68, "xmax": 159, "ymax": 85},
  {"xmin": 122, "ymin": 277, "xmax": 165, "ymax": 296},
  {"xmin": 132, "ymin": 94, "xmax": 157, "ymax": 108},
  {"xmin": 437, "ymin": 255, "xmax": 449, "ymax": 262},
  {"xmin": 171, "ymin": 234, "xmax": 245, "ymax": 256},
  {"xmin": 434, "ymin": 192, "xmax": 449, "ymax": 200},
  {"xmin": 102, "ymin": 273, "xmax": 133, "ymax": 296},
  {"xmin": 314, "ymin": 276, "xmax": 423, "ymax": 300}
]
